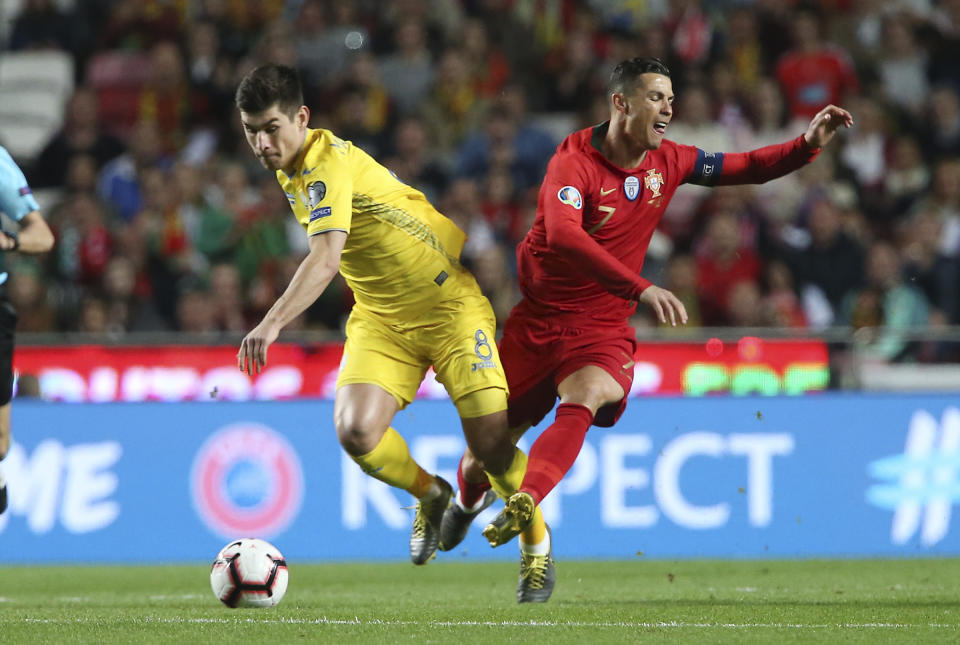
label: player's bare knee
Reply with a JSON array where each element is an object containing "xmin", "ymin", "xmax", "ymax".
[{"xmin": 334, "ymin": 413, "xmax": 384, "ymax": 456}]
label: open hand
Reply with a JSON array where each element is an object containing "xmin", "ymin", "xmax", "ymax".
[
  {"xmin": 237, "ymin": 320, "xmax": 281, "ymax": 375},
  {"xmin": 804, "ymin": 105, "xmax": 854, "ymax": 149},
  {"xmin": 639, "ymin": 285, "xmax": 688, "ymax": 326}
]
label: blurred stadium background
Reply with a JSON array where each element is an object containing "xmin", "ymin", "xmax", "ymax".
[{"xmin": 1, "ymin": 0, "xmax": 960, "ymax": 566}]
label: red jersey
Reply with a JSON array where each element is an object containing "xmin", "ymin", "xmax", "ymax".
[
  {"xmin": 516, "ymin": 123, "xmax": 820, "ymax": 324},
  {"xmin": 775, "ymin": 48, "xmax": 858, "ymax": 120}
]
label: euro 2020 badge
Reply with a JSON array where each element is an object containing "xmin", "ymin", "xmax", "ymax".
[{"xmin": 191, "ymin": 423, "xmax": 304, "ymax": 539}]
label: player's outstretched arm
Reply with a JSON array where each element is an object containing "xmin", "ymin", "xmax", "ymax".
[
  {"xmin": 237, "ymin": 230, "xmax": 346, "ymax": 375},
  {"xmin": 638, "ymin": 285, "xmax": 688, "ymax": 327},
  {"xmin": 803, "ymin": 105, "xmax": 854, "ymax": 150},
  {"xmin": 715, "ymin": 105, "xmax": 853, "ymax": 186}
]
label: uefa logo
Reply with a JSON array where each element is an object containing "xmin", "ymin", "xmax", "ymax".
[{"xmin": 191, "ymin": 423, "xmax": 304, "ymax": 538}]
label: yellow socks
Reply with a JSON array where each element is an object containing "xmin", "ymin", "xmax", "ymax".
[
  {"xmin": 484, "ymin": 447, "xmax": 547, "ymax": 547},
  {"xmin": 351, "ymin": 427, "xmax": 433, "ymax": 498}
]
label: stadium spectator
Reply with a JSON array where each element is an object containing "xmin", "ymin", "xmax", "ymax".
[
  {"xmin": 901, "ymin": 209, "xmax": 960, "ymax": 326},
  {"xmin": 762, "ymin": 260, "xmax": 807, "ymax": 328},
  {"xmin": 97, "ymin": 119, "xmax": 169, "ymax": 222},
  {"xmin": 444, "ymin": 57, "xmax": 851, "ymax": 605},
  {"xmin": 722, "ymin": 7, "xmax": 765, "ymax": 94},
  {"xmin": 176, "ymin": 284, "xmax": 217, "ymax": 333},
  {"xmin": 775, "ymin": 8, "xmax": 858, "ymax": 120},
  {"xmin": 842, "ymin": 241, "xmax": 930, "ymax": 362},
  {"xmin": 920, "ymin": 85, "xmax": 960, "ymax": 160},
  {"xmin": 381, "ymin": 116, "xmax": 450, "ymax": 204},
  {"xmin": 780, "ymin": 197, "xmax": 865, "ymax": 328},
  {"xmin": 455, "ymin": 93, "xmax": 555, "ymax": 192},
  {"xmin": 48, "ymin": 191, "xmax": 112, "ymax": 288},
  {"xmin": 77, "ymin": 292, "xmax": 109, "ymax": 333},
  {"xmin": 207, "ymin": 261, "xmax": 246, "ymax": 333},
  {"xmin": 911, "ymin": 158, "xmax": 960, "ymax": 259},
  {"xmin": 661, "ymin": 253, "xmax": 703, "ymax": 330},
  {"xmin": 839, "ymin": 95, "xmax": 890, "ymax": 217},
  {"xmin": 31, "ymin": 88, "xmax": 125, "ymax": 189},
  {"xmin": 541, "ymin": 26, "xmax": 601, "ymax": 114},
  {"xmin": 695, "ymin": 210, "xmax": 763, "ymax": 326},
  {"xmin": 421, "ymin": 47, "xmax": 490, "ymax": 154},
  {"xmin": 884, "ymin": 135, "xmax": 931, "ymax": 217},
  {"xmin": 8, "ymin": 0, "xmax": 72, "ymax": 52},
  {"xmin": 378, "ymin": 17, "xmax": 434, "ymax": 116},
  {"xmin": 100, "ymin": 254, "xmax": 166, "ymax": 332},
  {"xmin": 875, "ymin": 14, "xmax": 930, "ymax": 119},
  {"xmin": 294, "ymin": 0, "xmax": 368, "ymax": 98},
  {"xmin": 461, "ymin": 16, "xmax": 510, "ymax": 99}
]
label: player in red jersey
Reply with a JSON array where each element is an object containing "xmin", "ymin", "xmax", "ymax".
[{"xmin": 439, "ymin": 57, "xmax": 852, "ymax": 598}]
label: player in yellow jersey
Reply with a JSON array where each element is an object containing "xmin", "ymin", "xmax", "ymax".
[{"xmin": 234, "ymin": 64, "xmax": 553, "ymax": 601}]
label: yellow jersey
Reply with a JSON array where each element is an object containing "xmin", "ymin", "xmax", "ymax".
[{"xmin": 277, "ymin": 128, "xmax": 472, "ymax": 317}]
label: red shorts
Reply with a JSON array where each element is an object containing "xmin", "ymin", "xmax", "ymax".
[{"xmin": 500, "ymin": 301, "xmax": 637, "ymax": 429}]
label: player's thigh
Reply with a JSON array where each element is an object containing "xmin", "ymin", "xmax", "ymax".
[
  {"xmin": 337, "ymin": 309, "xmax": 429, "ymax": 409},
  {"xmin": 499, "ymin": 313, "xmax": 560, "ymax": 430},
  {"xmin": 556, "ymin": 330, "xmax": 637, "ymax": 427},
  {"xmin": 429, "ymin": 294, "xmax": 508, "ymax": 412}
]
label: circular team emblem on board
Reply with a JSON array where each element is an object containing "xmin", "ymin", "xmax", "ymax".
[
  {"xmin": 624, "ymin": 176, "xmax": 640, "ymax": 201},
  {"xmin": 191, "ymin": 423, "xmax": 304, "ymax": 538},
  {"xmin": 557, "ymin": 186, "xmax": 583, "ymax": 209}
]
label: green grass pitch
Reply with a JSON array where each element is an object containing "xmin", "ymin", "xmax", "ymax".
[{"xmin": 2, "ymin": 559, "xmax": 959, "ymax": 644}]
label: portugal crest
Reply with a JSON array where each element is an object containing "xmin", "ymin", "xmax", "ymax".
[{"xmin": 644, "ymin": 169, "xmax": 664, "ymax": 200}]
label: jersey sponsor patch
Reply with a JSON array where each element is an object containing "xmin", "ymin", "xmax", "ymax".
[
  {"xmin": 557, "ymin": 186, "xmax": 583, "ymax": 209},
  {"xmin": 307, "ymin": 181, "xmax": 326, "ymax": 207},
  {"xmin": 624, "ymin": 176, "xmax": 640, "ymax": 201},
  {"xmin": 309, "ymin": 206, "xmax": 332, "ymax": 222}
]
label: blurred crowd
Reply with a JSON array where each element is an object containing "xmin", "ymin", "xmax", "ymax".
[{"xmin": 2, "ymin": 0, "xmax": 960, "ymax": 363}]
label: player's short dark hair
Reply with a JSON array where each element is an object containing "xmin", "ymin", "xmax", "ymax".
[
  {"xmin": 235, "ymin": 64, "xmax": 304, "ymax": 118},
  {"xmin": 608, "ymin": 57, "xmax": 671, "ymax": 95}
]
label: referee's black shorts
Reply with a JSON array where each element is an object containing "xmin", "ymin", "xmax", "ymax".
[{"xmin": 0, "ymin": 300, "xmax": 17, "ymax": 406}]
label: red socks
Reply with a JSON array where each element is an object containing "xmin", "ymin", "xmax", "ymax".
[
  {"xmin": 456, "ymin": 454, "xmax": 491, "ymax": 509},
  {"xmin": 521, "ymin": 403, "xmax": 594, "ymax": 504}
]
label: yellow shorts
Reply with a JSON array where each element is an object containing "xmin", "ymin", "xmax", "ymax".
[{"xmin": 337, "ymin": 292, "xmax": 508, "ymax": 416}]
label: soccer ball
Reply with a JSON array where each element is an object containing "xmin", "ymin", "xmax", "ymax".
[{"xmin": 210, "ymin": 538, "xmax": 289, "ymax": 608}]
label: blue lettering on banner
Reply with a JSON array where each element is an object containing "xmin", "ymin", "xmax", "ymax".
[
  {"xmin": 309, "ymin": 206, "xmax": 332, "ymax": 222},
  {"xmin": 3, "ymin": 396, "xmax": 960, "ymax": 563}
]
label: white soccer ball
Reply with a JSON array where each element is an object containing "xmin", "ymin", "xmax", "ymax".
[{"xmin": 210, "ymin": 538, "xmax": 289, "ymax": 608}]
